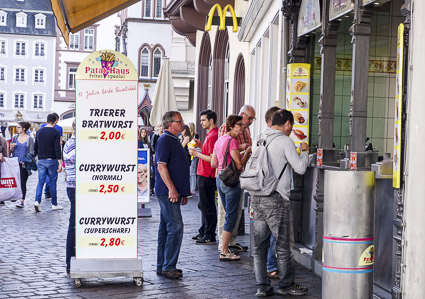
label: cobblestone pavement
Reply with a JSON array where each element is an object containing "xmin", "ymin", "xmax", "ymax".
[{"xmin": 0, "ymin": 172, "xmax": 321, "ymax": 298}]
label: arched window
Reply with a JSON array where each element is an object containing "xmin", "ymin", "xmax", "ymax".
[
  {"xmin": 153, "ymin": 48, "xmax": 162, "ymax": 77},
  {"xmin": 208, "ymin": 54, "xmax": 213, "ymax": 109},
  {"xmin": 223, "ymin": 42, "xmax": 230, "ymax": 117},
  {"xmin": 140, "ymin": 47, "xmax": 149, "ymax": 77}
]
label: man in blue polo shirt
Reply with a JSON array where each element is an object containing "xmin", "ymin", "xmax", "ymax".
[{"xmin": 155, "ymin": 111, "xmax": 190, "ymax": 279}]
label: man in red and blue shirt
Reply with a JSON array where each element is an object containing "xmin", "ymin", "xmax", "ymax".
[{"xmin": 189, "ymin": 110, "xmax": 218, "ymax": 244}]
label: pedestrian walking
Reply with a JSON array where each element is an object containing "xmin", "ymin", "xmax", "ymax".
[
  {"xmin": 217, "ymin": 105, "xmax": 256, "ymax": 253},
  {"xmin": 40, "ymin": 113, "xmax": 63, "ymax": 199},
  {"xmin": 155, "ymin": 111, "xmax": 190, "ymax": 279},
  {"xmin": 9, "ymin": 121, "xmax": 34, "ymax": 208},
  {"xmin": 34, "ymin": 113, "xmax": 63, "ymax": 212},
  {"xmin": 0, "ymin": 135, "xmax": 8, "ymax": 206},
  {"xmin": 212, "ymin": 114, "xmax": 252, "ymax": 260},
  {"xmin": 251, "ymin": 109, "xmax": 309, "ymax": 297},
  {"xmin": 63, "ymin": 120, "xmax": 76, "ymax": 274},
  {"xmin": 189, "ymin": 110, "xmax": 218, "ymax": 245}
]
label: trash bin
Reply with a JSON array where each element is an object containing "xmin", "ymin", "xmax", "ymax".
[{"xmin": 322, "ymin": 170, "xmax": 375, "ymax": 299}]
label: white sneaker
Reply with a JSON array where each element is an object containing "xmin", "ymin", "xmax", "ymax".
[
  {"xmin": 34, "ymin": 201, "xmax": 41, "ymax": 212},
  {"xmin": 51, "ymin": 204, "xmax": 63, "ymax": 211}
]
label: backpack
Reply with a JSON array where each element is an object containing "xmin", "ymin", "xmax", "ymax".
[{"xmin": 240, "ymin": 133, "xmax": 287, "ymax": 196}]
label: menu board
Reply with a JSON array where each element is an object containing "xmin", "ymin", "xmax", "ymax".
[
  {"xmin": 75, "ymin": 50, "xmax": 138, "ymax": 259},
  {"xmin": 286, "ymin": 63, "xmax": 311, "ymax": 145},
  {"xmin": 362, "ymin": 0, "xmax": 390, "ymax": 6},
  {"xmin": 393, "ymin": 24, "xmax": 404, "ymax": 189},
  {"xmin": 329, "ymin": 0, "xmax": 353, "ymax": 21},
  {"xmin": 297, "ymin": 0, "xmax": 321, "ymax": 37}
]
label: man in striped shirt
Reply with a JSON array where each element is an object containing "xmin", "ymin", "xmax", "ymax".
[{"xmin": 63, "ymin": 121, "xmax": 75, "ymax": 274}]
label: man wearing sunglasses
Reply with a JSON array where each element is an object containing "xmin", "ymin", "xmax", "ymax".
[
  {"xmin": 155, "ymin": 111, "xmax": 190, "ymax": 279},
  {"xmin": 217, "ymin": 105, "xmax": 256, "ymax": 254}
]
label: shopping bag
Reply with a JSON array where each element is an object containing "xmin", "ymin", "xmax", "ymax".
[{"xmin": 0, "ymin": 157, "xmax": 23, "ymax": 201}]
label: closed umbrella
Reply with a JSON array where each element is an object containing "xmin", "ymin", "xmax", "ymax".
[{"xmin": 149, "ymin": 58, "xmax": 178, "ymax": 126}]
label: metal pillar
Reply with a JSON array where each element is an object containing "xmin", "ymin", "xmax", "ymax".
[
  {"xmin": 395, "ymin": 1, "xmax": 411, "ymax": 298},
  {"xmin": 349, "ymin": 1, "xmax": 373, "ymax": 154},
  {"xmin": 312, "ymin": 0, "xmax": 340, "ymax": 263},
  {"xmin": 318, "ymin": 1, "xmax": 339, "ymax": 150}
]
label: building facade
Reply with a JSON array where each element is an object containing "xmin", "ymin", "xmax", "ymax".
[
  {"xmin": 0, "ymin": 0, "xmax": 56, "ymax": 137},
  {"xmin": 117, "ymin": 0, "xmax": 196, "ymax": 128},
  {"xmin": 164, "ymin": 0, "xmax": 420, "ymax": 297},
  {"xmin": 54, "ymin": 15, "xmax": 120, "ymax": 122}
]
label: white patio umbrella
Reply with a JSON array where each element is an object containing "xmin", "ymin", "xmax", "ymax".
[
  {"xmin": 57, "ymin": 117, "xmax": 75, "ymax": 134},
  {"xmin": 149, "ymin": 58, "xmax": 178, "ymax": 127}
]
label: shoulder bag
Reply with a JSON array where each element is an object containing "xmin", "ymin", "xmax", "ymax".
[{"xmin": 219, "ymin": 137, "xmax": 241, "ymax": 187}]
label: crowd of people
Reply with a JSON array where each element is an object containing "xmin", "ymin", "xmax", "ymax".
[
  {"xmin": 0, "ymin": 105, "xmax": 310, "ymax": 297},
  {"xmin": 0, "ymin": 113, "xmax": 63, "ymax": 209},
  {"xmin": 154, "ymin": 106, "xmax": 310, "ymax": 297}
]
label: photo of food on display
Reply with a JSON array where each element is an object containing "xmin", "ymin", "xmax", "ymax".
[
  {"xmin": 394, "ymin": 124, "xmax": 399, "ymax": 146},
  {"xmin": 395, "ymin": 99, "xmax": 399, "ymax": 120},
  {"xmin": 396, "ymin": 76, "xmax": 400, "ymax": 95},
  {"xmin": 394, "ymin": 149, "xmax": 399, "ymax": 171},
  {"xmin": 292, "ymin": 95, "xmax": 308, "ymax": 109},
  {"xmin": 287, "ymin": 80, "xmax": 291, "ymax": 93},
  {"xmin": 293, "ymin": 112, "xmax": 308, "ymax": 125},
  {"xmin": 291, "ymin": 128, "xmax": 308, "ymax": 141},
  {"xmin": 286, "ymin": 97, "xmax": 290, "ymax": 109},
  {"xmin": 293, "ymin": 80, "xmax": 308, "ymax": 92}
]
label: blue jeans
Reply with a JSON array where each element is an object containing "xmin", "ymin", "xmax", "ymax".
[
  {"xmin": 216, "ymin": 176, "xmax": 241, "ymax": 233},
  {"xmin": 267, "ymin": 234, "xmax": 278, "ymax": 272},
  {"xmin": 45, "ymin": 176, "xmax": 50, "ymax": 195},
  {"xmin": 66, "ymin": 188, "xmax": 75, "ymax": 271},
  {"xmin": 190, "ymin": 157, "xmax": 199, "ymax": 192},
  {"xmin": 157, "ymin": 195, "xmax": 184, "ymax": 272},
  {"xmin": 35, "ymin": 159, "xmax": 59, "ymax": 205},
  {"xmin": 251, "ymin": 194, "xmax": 295, "ymax": 289}
]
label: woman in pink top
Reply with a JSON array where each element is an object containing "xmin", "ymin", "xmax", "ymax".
[{"xmin": 212, "ymin": 115, "xmax": 251, "ymax": 261}]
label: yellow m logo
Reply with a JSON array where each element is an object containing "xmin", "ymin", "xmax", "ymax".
[{"xmin": 205, "ymin": 4, "xmax": 238, "ymax": 32}]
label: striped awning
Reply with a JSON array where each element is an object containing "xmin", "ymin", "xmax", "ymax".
[{"xmin": 50, "ymin": 0, "xmax": 139, "ymax": 45}]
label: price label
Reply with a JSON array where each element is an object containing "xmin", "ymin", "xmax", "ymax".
[
  {"xmin": 78, "ymin": 183, "xmax": 134, "ymax": 194},
  {"xmin": 79, "ymin": 237, "xmax": 135, "ymax": 248},
  {"xmin": 78, "ymin": 130, "xmax": 134, "ymax": 142}
]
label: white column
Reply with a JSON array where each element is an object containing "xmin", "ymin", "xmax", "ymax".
[{"xmin": 402, "ymin": 0, "xmax": 425, "ymax": 297}]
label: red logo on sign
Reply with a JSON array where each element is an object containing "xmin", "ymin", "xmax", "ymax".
[
  {"xmin": 350, "ymin": 152, "xmax": 357, "ymax": 170},
  {"xmin": 317, "ymin": 149, "xmax": 323, "ymax": 167},
  {"xmin": 0, "ymin": 177, "xmax": 17, "ymax": 188}
]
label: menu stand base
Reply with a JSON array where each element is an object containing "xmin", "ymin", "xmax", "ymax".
[{"xmin": 70, "ymin": 257, "xmax": 143, "ymax": 287}]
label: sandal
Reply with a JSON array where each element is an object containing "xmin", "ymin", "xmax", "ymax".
[
  {"xmin": 219, "ymin": 252, "xmax": 240, "ymax": 261},
  {"xmin": 267, "ymin": 270, "xmax": 279, "ymax": 279}
]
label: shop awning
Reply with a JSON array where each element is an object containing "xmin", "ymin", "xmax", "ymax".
[{"xmin": 50, "ymin": 0, "xmax": 139, "ymax": 45}]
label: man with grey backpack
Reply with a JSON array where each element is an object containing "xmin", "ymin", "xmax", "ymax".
[{"xmin": 242, "ymin": 109, "xmax": 309, "ymax": 297}]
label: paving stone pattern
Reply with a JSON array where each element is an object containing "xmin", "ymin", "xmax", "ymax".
[{"xmin": 0, "ymin": 173, "xmax": 321, "ymax": 298}]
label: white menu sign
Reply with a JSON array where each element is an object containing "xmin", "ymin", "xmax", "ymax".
[{"xmin": 75, "ymin": 50, "xmax": 138, "ymax": 259}]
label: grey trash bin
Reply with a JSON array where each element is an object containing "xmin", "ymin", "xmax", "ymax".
[{"xmin": 322, "ymin": 170, "xmax": 375, "ymax": 299}]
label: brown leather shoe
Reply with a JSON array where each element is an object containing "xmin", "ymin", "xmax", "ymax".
[{"xmin": 162, "ymin": 269, "xmax": 183, "ymax": 279}]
